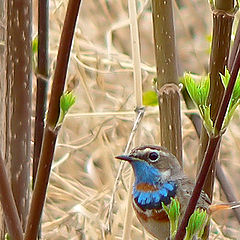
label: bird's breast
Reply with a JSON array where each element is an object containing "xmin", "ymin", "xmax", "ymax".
[
  {"xmin": 132, "ymin": 199, "xmax": 169, "ymax": 222},
  {"xmin": 132, "ymin": 197, "xmax": 170, "ymax": 240},
  {"xmin": 133, "ymin": 181, "xmax": 177, "ymax": 210}
]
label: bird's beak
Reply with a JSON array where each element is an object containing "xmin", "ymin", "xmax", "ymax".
[{"xmin": 115, "ymin": 154, "xmax": 133, "ymax": 162}]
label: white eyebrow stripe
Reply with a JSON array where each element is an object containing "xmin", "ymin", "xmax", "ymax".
[{"xmin": 140, "ymin": 148, "xmax": 170, "ymax": 158}]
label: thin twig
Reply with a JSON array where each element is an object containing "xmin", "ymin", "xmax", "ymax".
[
  {"xmin": 105, "ymin": 108, "xmax": 145, "ymax": 233},
  {"xmin": 24, "ymin": 1, "xmax": 82, "ymax": 239},
  {"xmin": 122, "ymin": 0, "xmax": 143, "ymax": 239}
]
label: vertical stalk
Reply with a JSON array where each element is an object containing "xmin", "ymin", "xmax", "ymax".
[
  {"xmin": 215, "ymin": 1, "xmax": 234, "ymax": 11},
  {"xmin": 0, "ymin": 152, "xmax": 23, "ymax": 240},
  {"xmin": 182, "ymin": 89, "xmax": 240, "ymax": 223},
  {"xmin": 33, "ymin": 0, "xmax": 49, "ymax": 186},
  {"xmin": 24, "ymin": 0, "xmax": 82, "ymax": 239},
  {"xmin": 0, "ymin": 0, "xmax": 7, "ymax": 236},
  {"xmin": 6, "ymin": 0, "xmax": 32, "ymax": 232},
  {"xmin": 152, "ymin": 0, "xmax": 182, "ymax": 163},
  {"xmin": 122, "ymin": 0, "xmax": 143, "ymax": 239},
  {"xmin": 197, "ymin": 1, "xmax": 234, "ymax": 201},
  {"xmin": 175, "ymin": 41, "xmax": 240, "ymax": 240}
]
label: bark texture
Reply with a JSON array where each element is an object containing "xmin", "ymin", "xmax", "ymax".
[
  {"xmin": 152, "ymin": 0, "xmax": 182, "ymax": 164},
  {"xmin": 6, "ymin": 0, "xmax": 32, "ymax": 232}
]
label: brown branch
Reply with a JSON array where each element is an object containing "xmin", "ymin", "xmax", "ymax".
[
  {"xmin": 175, "ymin": 35, "xmax": 240, "ymax": 240},
  {"xmin": 197, "ymin": 8, "xmax": 234, "ymax": 201},
  {"xmin": 0, "ymin": 152, "xmax": 23, "ymax": 240},
  {"xmin": 33, "ymin": 0, "xmax": 49, "ymax": 187},
  {"xmin": 46, "ymin": 1, "xmax": 81, "ymax": 128},
  {"xmin": 183, "ymin": 107, "xmax": 240, "ymax": 223},
  {"xmin": 24, "ymin": 1, "xmax": 82, "ymax": 239}
]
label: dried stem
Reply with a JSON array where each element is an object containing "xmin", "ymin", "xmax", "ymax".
[
  {"xmin": 24, "ymin": 1, "xmax": 82, "ymax": 239},
  {"xmin": 152, "ymin": 0, "xmax": 182, "ymax": 164},
  {"xmin": 105, "ymin": 108, "xmax": 144, "ymax": 234},
  {"xmin": 122, "ymin": 0, "xmax": 143, "ymax": 239},
  {"xmin": 175, "ymin": 36, "xmax": 240, "ymax": 240}
]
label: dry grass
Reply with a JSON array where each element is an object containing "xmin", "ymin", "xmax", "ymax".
[{"xmin": 38, "ymin": 0, "xmax": 240, "ymax": 239}]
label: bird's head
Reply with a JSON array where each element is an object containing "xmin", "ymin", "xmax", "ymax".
[{"xmin": 116, "ymin": 145, "xmax": 182, "ymax": 185}]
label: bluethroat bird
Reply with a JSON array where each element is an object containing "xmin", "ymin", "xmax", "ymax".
[{"xmin": 116, "ymin": 145, "xmax": 211, "ymax": 240}]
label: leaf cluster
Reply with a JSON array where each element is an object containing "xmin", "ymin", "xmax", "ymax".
[
  {"xmin": 162, "ymin": 198, "xmax": 208, "ymax": 240},
  {"xmin": 162, "ymin": 197, "xmax": 180, "ymax": 239},
  {"xmin": 181, "ymin": 73, "xmax": 213, "ymax": 135},
  {"xmin": 220, "ymin": 68, "xmax": 240, "ymax": 131},
  {"xmin": 57, "ymin": 91, "xmax": 76, "ymax": 127},
  {"xmin": 182, "ymin": 69, "xmax": 240, "ymax": 136},
  {"xmin": 184, "ymin": 209, "xmax": 208, "ymax": 240}
]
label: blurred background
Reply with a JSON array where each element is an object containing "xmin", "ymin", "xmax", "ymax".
[{"xmin": 33, "ymin": 0, "xmax": 240, "ymax": 239}]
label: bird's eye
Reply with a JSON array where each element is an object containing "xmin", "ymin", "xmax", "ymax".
[{"xmin": 149, "ymin": 152, "xmax": 159, "ymax": 162}]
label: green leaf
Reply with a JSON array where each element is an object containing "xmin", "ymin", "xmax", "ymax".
[
  {"xmin": 32, "ymin": 36, "xmax": 38, "ymax": 55},
  {"xmin": 182, "ymin": 73, "xmax": 210, "ymax": 107},
  {"xmin": 218, "ymin": 67, "xmax": 240, "ymax": 132},
  {"xmin": 162, "ymin": 198, "xmax": 180, "ymax": 239},
  {"xmin": 201, "ymin": 105, "xmax": 214, "ymax": 135},
  {"xmin": 143, "ymin": 90, "xmax": 158, "ymax": 106},
  {"xmin": 184, "ymin": 209, "xmax": 208, "ymax": 240},
  {"xmin": 60, "ymin": 91, "xmax": 76, "ymax": 114},
  {"xmin": 222, "ymin": 99, "xmax": 240, "ymax": 131},
  {"xmin": 5, "ymin": 233, "xmax": 10, "ymax": 240},
  {"xmin": 58, "ymin": 91, "xmax": 76, "ymax": 126},
  {"xmin": 182, "ymin": 73, "xmax": 213, "ymax": 135}
]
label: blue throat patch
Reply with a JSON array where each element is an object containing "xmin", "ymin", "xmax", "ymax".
[
  {"xmin": 130, "ymin": 160, "xmax": 162, "ymax": 185},
  {"xmin": 133, "ymin": 181, "xmax": 177, "ymax": 210},
  {"xmin": 130, "ymin": 161, "xmax": 177, "ymax": 210}
]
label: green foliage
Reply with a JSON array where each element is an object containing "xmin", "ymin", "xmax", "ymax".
[
  {"xmin": 182, "ymin": 73, "xmax": 214, "ymax": 135},
  {"xmin": 32, "ymin": 36, "xmax": 38, "ymax": 55},
  {"xmin": 184, "ymin": 209, "xmax": 208, "ymax": 240},
  {"xmin": 4, "ymin": 233, "xmax": 10, "ymax": 240},
  {"xmin": 60, "ymin": 91, "xmax": 76, "ymax": 113},
  {"xmin": 57, "ymin": 91, "xmax": 76, "ymax": 126},
  {"xmin": 220, "ymin": 68, "xmax": 240, "ymax": 131},
  {"xmin": 162, "ymin": 198, "xmax": 180, "ymax": 239},
  {"xmin": 142, "ymin": 90, "xmax": 158, "ymax": 106},
  {"xmin": 32, "ymin": 36, "xmax": 38, "ymax": 72},
  {"xmin": 182, "ymin": 69, "xmax": 240, "ymax": 135},
  {"xmin": 162, "ymin": 198, "xmax": 209, "ymax": 240},
  {"xmin": 205, "ymin": 34, "xmax": 212, "ymax": 54}
]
